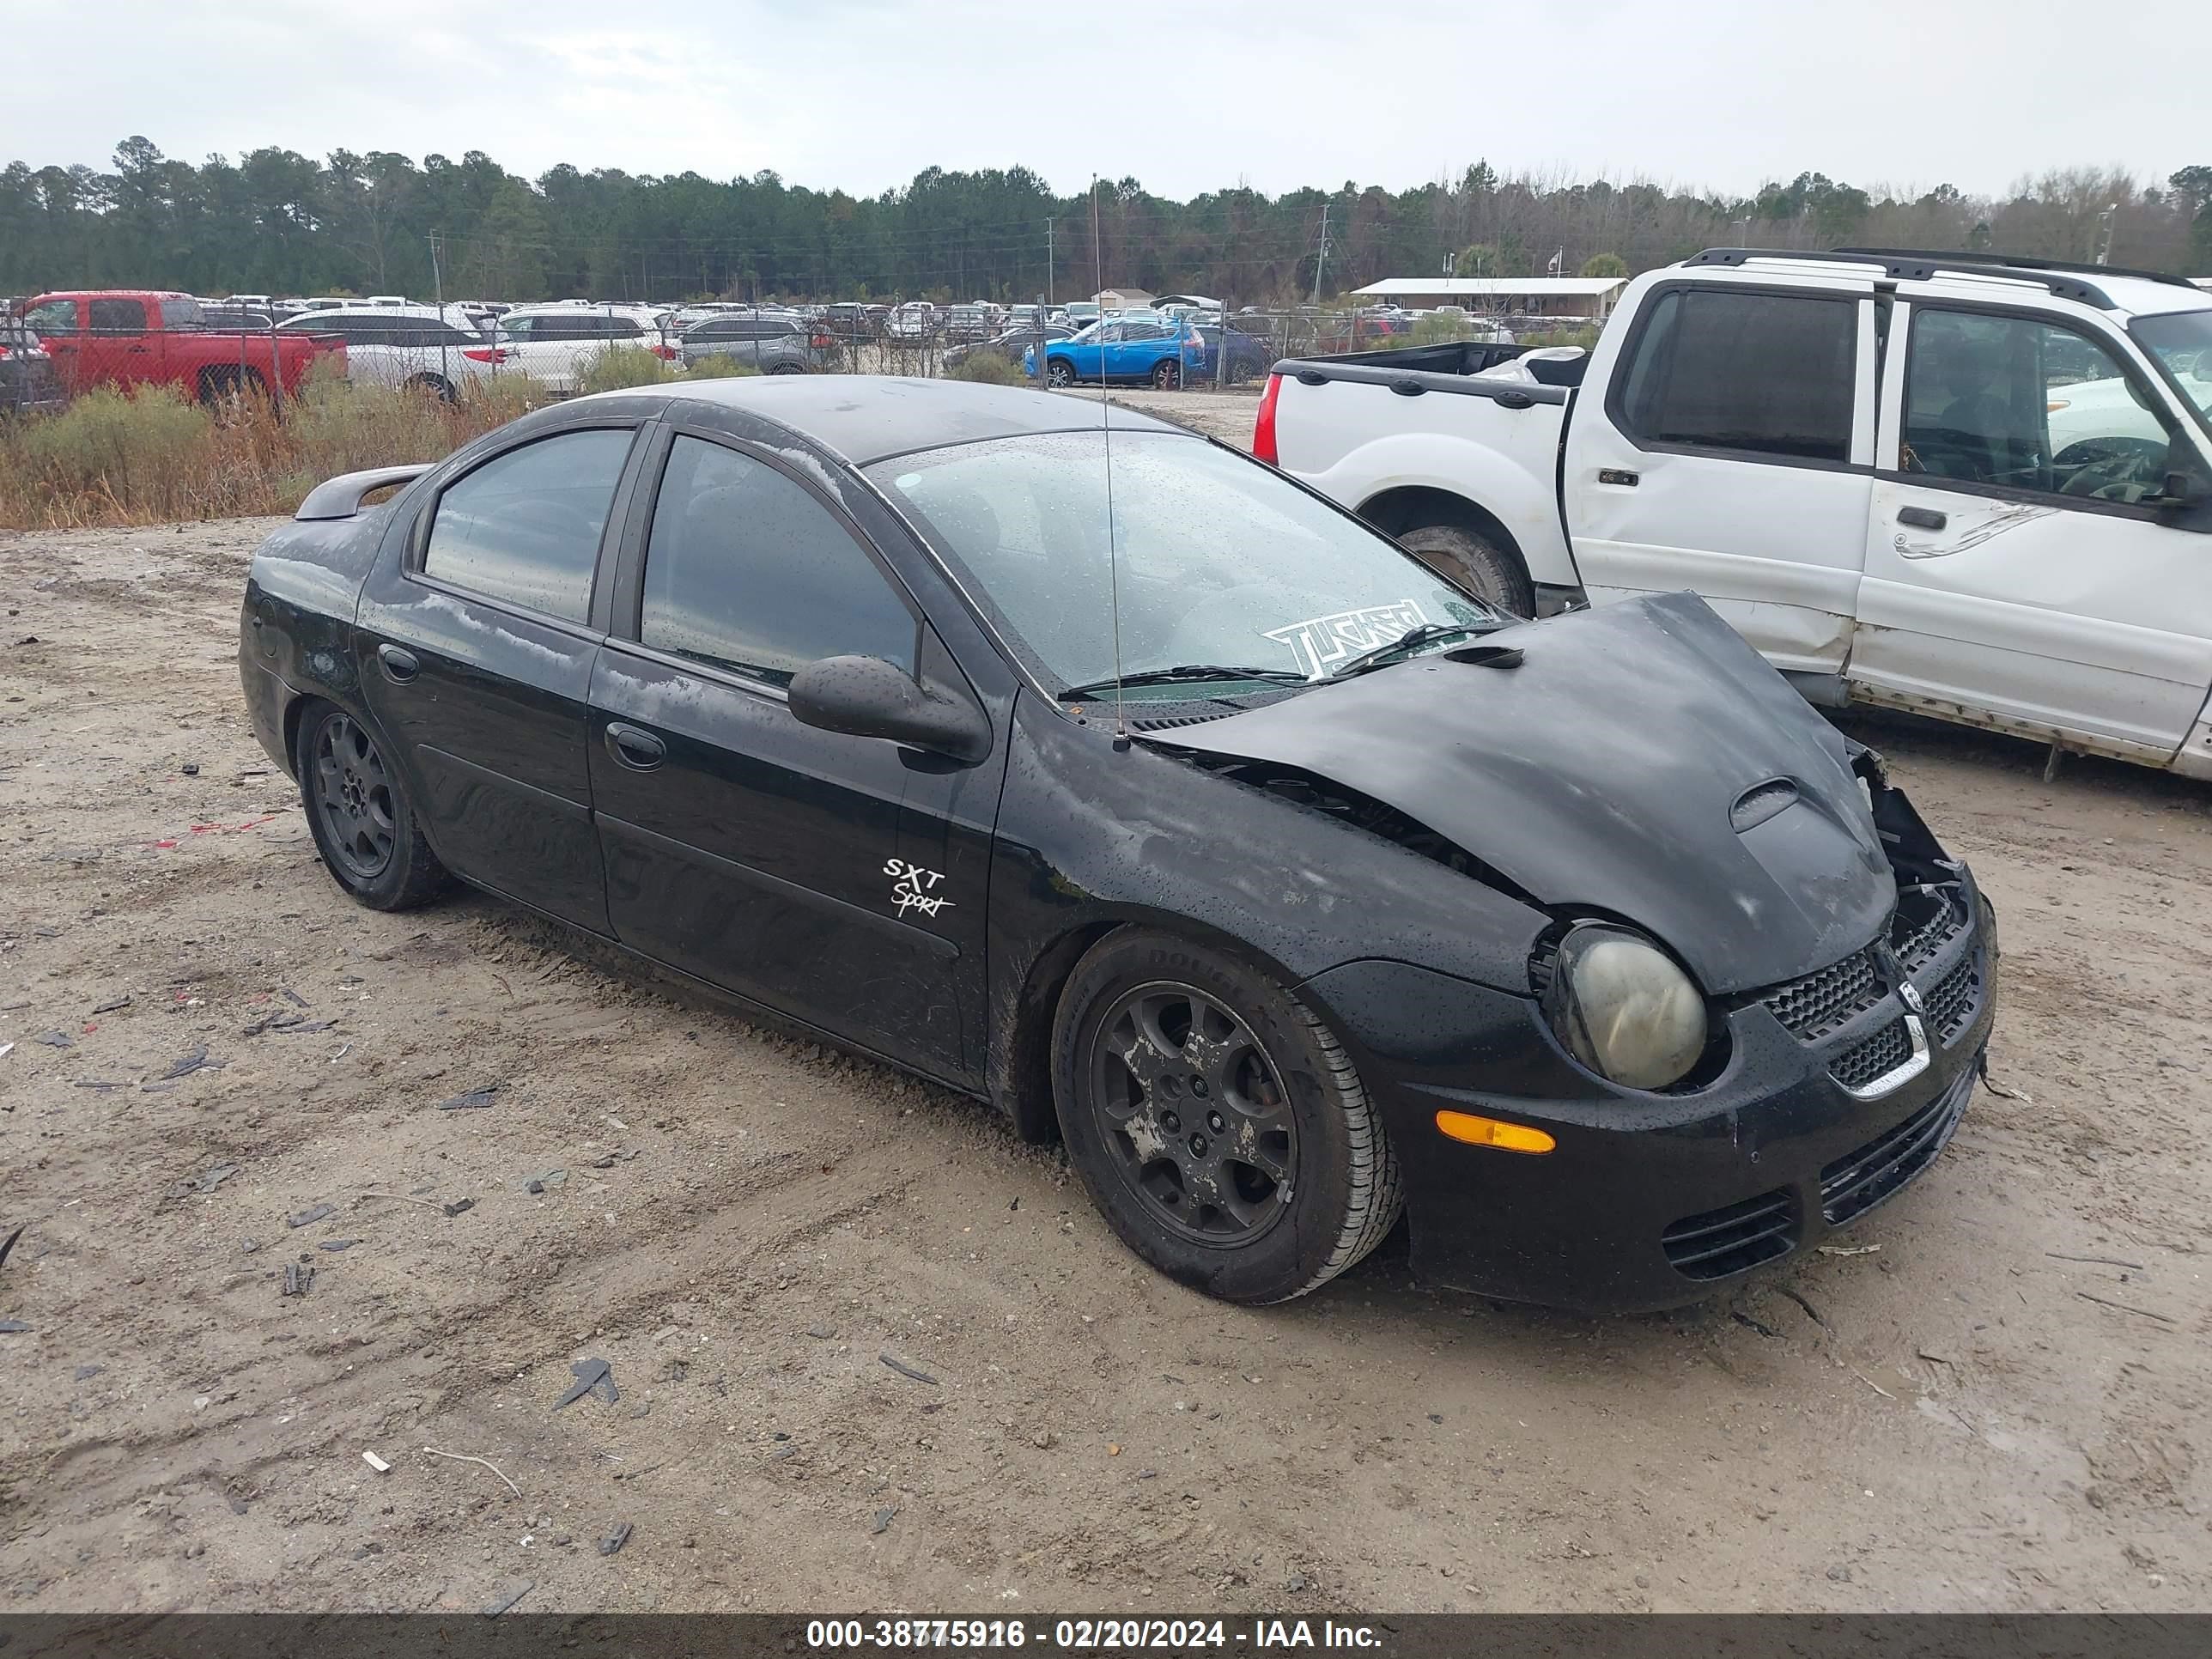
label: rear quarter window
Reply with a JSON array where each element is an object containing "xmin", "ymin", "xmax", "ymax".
[
  {"xmin": 421, "ymin": 428, "xmax": 636, "ymax": 623},
  {"xmin": 1617, "ymin": 288, "xmax": 1856, "ymax": 463}
]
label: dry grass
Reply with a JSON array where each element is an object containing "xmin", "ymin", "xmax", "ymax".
[{"xmin": 0, "ymin": 365, "xmax": 543, "ymax": 530}]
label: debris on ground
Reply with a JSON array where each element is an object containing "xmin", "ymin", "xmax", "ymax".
[
  {"xmin": 1818, "ymin": 1243, "xmax": 1881, "ymax": 1257},
  {"xmin": 598, "ymin": 1521, "xmax": 634, "ymax": 1557},
  {"xmin": 0, "ymin": 1320, "xmax": 31, "ymax": 1334},
  {"xmin": 90, "ymin": 994, "xmax": 131, "ymax": 1015},
  {"xmin": 158, "ymin": 1044, "xmax": 222, "ymax": 1080},
  {"xmin": 441, "ymin": 1198, "xmax": 476, "ymax": 1218},
  {"xmin": 525, "ymin": 1169, "xmax": 568, "ymax": 1194},
  {"xmin": 167, "ymin": 1164, "xmax": 240, "ymax": 1201},
  {"xmin": 422, "ymin": 1445, "xmax": 523, "ymax": 1498},
  {"xmin": 286, "ymin": 1203, "xmax": 335, "ymax": 1229},
  {"xmin": 281, "ymin": 1263, "xmax": 313, "ymax": 1297},
  {"xmin": 33, "ymin": 1030, "xmax": 72, "ymax": 1048},
  {"xmin": 872, "ymin": 1506, "xmax": 898, "ymax": 1534},
  {"xmin": 0, "ymin": 1224, "xmax": 21, "ymax": 1268},
  {"xmin": 319, "ymin": 1238, "xmax": 360, "ymax": 1252},
  {"xmin": 556, "ymin": 1358, "xmax": 620, "ymax": 1410},
  {"xmin": 438, "ymin": 1086, "xmax": 499, "ymax": 1111},
  {"xmin": 481, "ymin": 1579, "xmax": 532, "ymax": 1618},
  {"xmin": 362, "ymin": 1450, "xmax": 392, "ymax": 1474},
  {"xmin": 879, "ymin": 1352, "xmax": 939, "ymax": 1385},
  {"xmin": 75, "ymin": 1364, "xmax": 102, "ymax": 1380}
]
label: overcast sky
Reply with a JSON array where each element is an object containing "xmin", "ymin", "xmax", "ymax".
[{"xmin": 18, "ymin": 0, "xmax": 2207, "ymax": 200}]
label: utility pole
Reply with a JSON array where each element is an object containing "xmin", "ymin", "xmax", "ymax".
[
  {"xmin": 1310, "ymin": 204, "xmax": 1331, "ymax": 307},
  {"xmin": 429, "ymin": 230, "xmax": 450, "ymax": 389},
  {"xmin": 1045, "ymin": 218, "xmax": 1054, "ymax": 306}
]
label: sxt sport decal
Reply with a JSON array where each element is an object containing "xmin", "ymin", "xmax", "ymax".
[{"xmin": 884, "ymin": 859, "xmax": 954, "ymax": 919}]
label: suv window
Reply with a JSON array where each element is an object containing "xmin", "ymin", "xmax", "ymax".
[
  {"xmin": 1904, "ymin": 309, "xmax": 2180, "ymax": 503},
  {"xmin": 88, "ymin": 297, "xmax": 149, "ymax": 333},
  {"xmin": 641, "ymin": 435, "xmax": 916, "ymax": 686},
  {"xmin": 1619, "ymin": 288, "xmax": 1856, "ymax": 463},
  {"xmin": 422, "ymin": 428, "xmax": 635, "ymax": 623}
]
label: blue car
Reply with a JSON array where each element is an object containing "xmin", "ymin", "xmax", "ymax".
[{"xmin": 1026, "ymin": 315, "xmax": 1203, "ymax": 388}]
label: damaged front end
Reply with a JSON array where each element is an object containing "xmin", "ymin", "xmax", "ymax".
[{"xmin": 1144, "ymin": 594, "xmax": 1995, "ymax": 1310}]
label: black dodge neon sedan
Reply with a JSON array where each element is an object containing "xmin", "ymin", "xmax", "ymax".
[{"xmin": 239, "ymin": 377, "xmax": 1994, "ymax": 1310}]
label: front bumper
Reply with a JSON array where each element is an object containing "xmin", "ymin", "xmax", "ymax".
[{"xmin": 1306, "ymin": 876, "xmax": 1996, "ymax": 1314}]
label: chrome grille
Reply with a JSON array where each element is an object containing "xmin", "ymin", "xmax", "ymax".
[{"xmin": 1831, "ymin": 1018, "xmax": 1912, "ymax": 1093}]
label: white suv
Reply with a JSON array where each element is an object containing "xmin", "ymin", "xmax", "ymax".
[
  {"xmin": 495, "ymin": 304, "xmax": 674, "ymax": 393},
  {"xmin": 273, "ymin": 304, "xmax": 496, "ymax": 398}
]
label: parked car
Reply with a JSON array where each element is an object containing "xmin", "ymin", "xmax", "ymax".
[
  {"xmin": 273, "ymin": 306, "xmax": 497, "ymax": 398},
  {"xmin": 240, "ymin": 377, "xmax": 1991, "ymax": 1311},
  {"xmin": 0, "ymin": 313, "xmax": 64, "ymax": 416},
  {"xmin": 1026, "ymin": 316, "xmax": 1204, "ymax": 387},
  {"xmin": 16, "ymin": 289, "xmax": 338, "ymax": 402},
  {"xmin": 198, "ymin": 304, "xmax": 276, "ymax": 331},
  {"xmin": 1190, "ymin": 323, "xmax": 1275, "ymax": 384},
  {"xmin": 941, "ymin": 304, "xmax": 1002, "ymax": 343},
  {"xmin": 678, "ymin": 312, "xmax": 830, "ymax": 374},
  {"xmin": 943, "ymin": 323, "xmax": 1077, "ymax": 372},
  {"xmin": 1260, "ymin": 246, "xmax": 2212, "ymax": 777},
  {"xmin": 495, "ymin": 305, "xmax": 675, "ymax": 394},
  {"xmin": 886, "ymin": 302, "xmax": 939, "ymax": 342}
]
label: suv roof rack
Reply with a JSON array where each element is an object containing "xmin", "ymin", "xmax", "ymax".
[{"xmin": 1683, "ymin": 246, "xmax": 2197, "ymax": 311}]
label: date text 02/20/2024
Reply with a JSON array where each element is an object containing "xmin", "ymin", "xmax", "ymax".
[{"xmin": 804, "ymin": 1619, "xmax": 1382, "ymax": 1649}]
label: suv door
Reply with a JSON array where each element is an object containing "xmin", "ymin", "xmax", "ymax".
[
  {"xmin": 356, "ymin": 421, "xmax": 647, "ymax": 932},
  {"xmin": 588, "ymin": 428, "xmax": 1000, "ymax": 1080},
  {"xmin": 1563, "ymin": 279, "xmax": 1879, "ymax": 672},
  {"xmin": 1851, "ymin": 300, "xmax": 2212, "ymax": 763}
]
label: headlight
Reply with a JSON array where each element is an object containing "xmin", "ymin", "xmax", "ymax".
[{"xmin": 1539, "ymin": 924, "xmax": 1709, "ymax": 1090}]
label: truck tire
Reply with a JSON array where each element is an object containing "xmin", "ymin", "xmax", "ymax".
[{"xmin": 1396, "ymin": 520, "xmax": 1534, "ymax": 617}]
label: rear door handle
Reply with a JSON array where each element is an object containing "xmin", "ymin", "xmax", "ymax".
[
  {"xmin": 377, "ymin": 643, "xmax": 420, "ymax": 684},
  {"xmin": 1898, "ymin": 507, "xmax": 1948, "ymax": 530},
  {"xmin": 605, "ymin": 721, "xmax": 665, "ymax": 770},
  {"xmin": 1597, "ymin": 467, "xmax": 1639, "ymax": 486}
]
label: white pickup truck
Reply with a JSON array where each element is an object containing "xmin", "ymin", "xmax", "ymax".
[{"xmin": 1256, "ymin": 247, "xmax": 2212, "ymax": 776}]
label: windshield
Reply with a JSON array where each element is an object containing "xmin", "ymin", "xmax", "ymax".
[
  {"xmin": 867, "ymin": 430, "xmax": 1497, "ymax": 693},
  {"xmin": 2130, "ymin": 310, "xmax": 2212, "ymax": 432}
]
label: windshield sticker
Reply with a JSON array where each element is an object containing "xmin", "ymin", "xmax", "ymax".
[
  {"xmin": 1264, "ymin": 599, "xmax": 1430, "ymax": 678},
  {"xmin": 884, "ymin": 859, "xmax": 954, "ymax": 920}
]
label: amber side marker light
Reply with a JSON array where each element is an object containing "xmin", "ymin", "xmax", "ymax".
[{"xmin": 1434, "ymin": 1110, "xmax": 1556, "ymax": 1154}]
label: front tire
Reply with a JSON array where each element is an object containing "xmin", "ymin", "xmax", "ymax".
[
  {"xmin": 1052, "ymin": 928, "xmax": 1403, "ymax": 1304},
  {"xmin": 1046, "ymin": 358, "xmax": 1075, "ymax": 388},
  {"xmin": 1395, "ymin": 520, "xmax": 1534, "ymax": 617},
  {"xmin": 295, "ymin": 701, "xmax": 449, "ymax": 910}
]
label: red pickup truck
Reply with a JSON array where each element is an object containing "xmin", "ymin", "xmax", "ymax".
[{"xmin": 15, "ymin": 290, "xmax": 341, "ymax": 402}]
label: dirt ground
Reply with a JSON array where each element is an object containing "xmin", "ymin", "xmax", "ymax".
[{"xmin": 3, "ymin": 506, "xmax": 2209, "ymax": 1618}]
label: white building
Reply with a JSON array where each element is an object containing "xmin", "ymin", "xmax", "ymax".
[{"xmin": 1353, "ymin": 276, "xmax": 1629, "ymax": 319}]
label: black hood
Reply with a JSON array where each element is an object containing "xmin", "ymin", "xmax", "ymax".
[{"xmin": 1152, "ymin": 592, "xmax": 1893, "ymax": 996}]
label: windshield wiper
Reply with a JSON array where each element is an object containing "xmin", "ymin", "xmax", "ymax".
[
  {"xmin": 1327, "ymin": 621, "xmax": 1500, "ymax": 678},
  {"xmin": 1059, "ymin": 664, "xmax": 1310, "ymax": 701}
]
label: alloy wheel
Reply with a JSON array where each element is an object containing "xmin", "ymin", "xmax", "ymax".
[
  {"xmin": 1087, "ymin": 981, "xmax": 1297, "ymax": 1244},
  {"xmin": 310, "ymin": 713, "xmax": 397, "ymax": 881}
]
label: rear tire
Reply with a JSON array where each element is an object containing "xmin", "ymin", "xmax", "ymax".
[
  {"xmin": 1051, "ymin": 928, "xmax": 1403, "ymax": 1304},
  {"xmin": 1395, "ymin": 520, "xmax": 1534, "ymax": 617},
  {"xmin": 294, "ymin": 701, "xmax": 449, "ymax": 911},
  {"xmin": 1151, "ymin": 359, "xmax": 1182, "ymax": 389}
]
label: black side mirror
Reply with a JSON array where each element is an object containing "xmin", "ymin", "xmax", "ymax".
[{"xmin": 787, "ymin": 654, "xmax": 992, "ymax": 764}]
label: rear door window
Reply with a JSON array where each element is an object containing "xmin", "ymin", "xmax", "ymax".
[
  {"xmin": 88, "ymin": 297, "xmax": 149, "ymax": 333},
  {"xmin": 639, "ymin": 435, "xmax": 916, "ymax": 686},
  {"xmin": 422, "ymin": 428, "xmax": 635, "ymax": 623},
  {"xmin": 1617, "ymin": 288, "xmax": 1857, "ymax": 463}
]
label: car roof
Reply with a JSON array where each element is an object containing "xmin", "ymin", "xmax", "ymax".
[{"xmin": 572, "ymin": 374, "xmax": 1184, "ymax": 465}]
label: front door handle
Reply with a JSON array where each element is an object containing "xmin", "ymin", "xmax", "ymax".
[
  {"xmin": 605, "ymin": 721, "xmax": 665, "ymax": 770},
  {"xmin": 1597, "ymin": 467, "xmax": 1639, "ymax": 486},
  {"xmin": 377, "ymin": 643, "xmax": 420, "ymax": 684},
  {"xmin": 1898, "ymin": 506, "xmax": 1948, "ymax": 531}
]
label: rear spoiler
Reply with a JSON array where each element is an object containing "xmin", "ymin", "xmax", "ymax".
[{"xmin": 295, "ymin": 464, "xmax": 433, "ymax": 521}]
